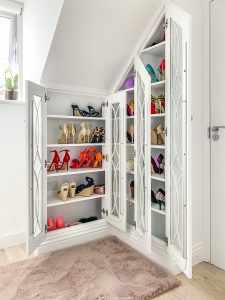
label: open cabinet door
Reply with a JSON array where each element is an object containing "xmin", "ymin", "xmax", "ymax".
[
  {"xmin": 105, "ymin": 92, "xmax": 127, "ymax": 231},
  {"xmin": 134, "ymin": 55, "xmax": 151, "ymax": 252},
  {"xmin": 165, "ymin": 2, "xmax": 192, "ymax": 277},
  {"xmin": 26, "ymin": 81, "xmax": 47, "ymax": 255}
]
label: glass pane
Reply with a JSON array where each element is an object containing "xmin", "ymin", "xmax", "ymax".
[
  {"xmin": 136, "ymin": 73, "xmax": 146, "ymax": 235},
  {"xmin": 0, "ymin": 16, "xmax": 11, "ymax": 98},
  {"xmin": 170, "ymin": 19, "xmax": 185, "ymax": 256},
  {"xmin": 111, "ymin": 102, "xmax": 120, "ymax": 218},
  {"xmin": 33, "ymin": 95, "xmax": 43, "ymax": 238}
]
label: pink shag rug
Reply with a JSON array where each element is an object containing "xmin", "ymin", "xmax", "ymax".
[{"xmin": 0, "ymin": 236, "xmax": 179, "ymax": 300}]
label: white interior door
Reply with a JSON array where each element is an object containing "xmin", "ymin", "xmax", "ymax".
[
  {"xmin": 210, "ymin": 0, "xmax": 225, "ymax": 271},
  {"xmin": 165, "ymin": 2, "xmax": 192, "ymax": 277},
  {"xmin": 134, "ymin": 55, "xmax": 151, "ymax": 252},
  {"xmin": 105, "ymin": 92, "xmax": 127, "ymax": 231},
  {"xmin": 26, "ymin": 81, "xmax": 47, "ymax": 255}
]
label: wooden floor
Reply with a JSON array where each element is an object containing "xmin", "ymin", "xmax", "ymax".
[{"xmin": 1, "ymin": 245, "xmax": 225, "ymax": 300}]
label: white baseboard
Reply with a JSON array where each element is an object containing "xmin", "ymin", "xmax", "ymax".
[
  {"xmin": 0, "ymin": 230, "xmax": 26, "ymax": 249},
  {"xmin": 192, "ymin": 242, "xmax": 204, "ymax": 266}
]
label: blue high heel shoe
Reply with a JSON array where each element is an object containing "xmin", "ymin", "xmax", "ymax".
[{"xmin": 146, "ymin": 64, "xmax": 159, "ymax": 83}]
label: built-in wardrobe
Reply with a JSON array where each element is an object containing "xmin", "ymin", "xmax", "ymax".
[{"xmin": 26, "ymin": 3, "xmax": 192, "ymax": 277}]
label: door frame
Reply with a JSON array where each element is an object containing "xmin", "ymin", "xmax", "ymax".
[{"xmin": 201, "ymin": 0, "xmax": 216, "ymax": 264}]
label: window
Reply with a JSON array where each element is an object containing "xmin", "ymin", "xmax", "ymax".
[{"xmin": 0, "ymin": 11, "xmax": 19, "ymax": 100}]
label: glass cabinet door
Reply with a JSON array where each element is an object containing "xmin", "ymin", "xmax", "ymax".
[
  {"xmin": 27, "ymin": 81, "xmax": 47, "ymax": 255},
  {"xmin": 134, "ymin": 55, "xmax": 151, "ymax": 252}
]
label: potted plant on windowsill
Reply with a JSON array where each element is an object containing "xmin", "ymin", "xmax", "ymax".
[{"xmin": 5, "ymin": 67, "xmax": 19, "ymax": 101}]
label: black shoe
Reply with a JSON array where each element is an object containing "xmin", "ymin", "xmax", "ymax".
[
  {"xmin": 71, "ymin": 105, "xmax": 89, "ymax": 117},
  {"xmin": 87, "ymin": 106, "xmax": 102, "ymax": 117}
]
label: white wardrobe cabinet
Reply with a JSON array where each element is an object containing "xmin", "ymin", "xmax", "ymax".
[{"xmin": 26, "ymin": 3, "xmax": 192, "ymax": 278}]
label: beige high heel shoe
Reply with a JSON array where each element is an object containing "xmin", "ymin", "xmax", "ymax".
[
  {"xmin": 68, "ymin": 124, "xmax": 76, "ymax": 144},
  {"xmin": 58, "ymin": 183, "xmax": 69, "ymax": 201},
  {"xmin": 129, "ymin": 123, "xmax": 134, "ymax": 143},
  {"xmin": 58, "ymin": 123, "xmax": 68, "ymax": 144},
  {"xmin": 151, "ymin": 129, "xmax": 158, "ymax": 145},
  {"xmin": 77, "ymin": 122, "xmax": 92, "ymax": 143},
  {"xmin": 157, "ymin": 124, "xmax": 165, "ymax": 144},
  {"xmin": 69, "ymin": 181, "xmax": 76, "ymax": 198}
]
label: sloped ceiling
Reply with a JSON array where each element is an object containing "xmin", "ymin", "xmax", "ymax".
[{"xmin": 41, "ymin": 0, "xmax": 164, "ymax": 95}]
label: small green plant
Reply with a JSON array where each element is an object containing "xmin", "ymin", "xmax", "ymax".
[{"xmin": 5, "ymin": 67, "xmax": 19, "ymax": 91}]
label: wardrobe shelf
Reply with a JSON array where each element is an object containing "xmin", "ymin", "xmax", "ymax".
[
  {"xmin": 126, "ymin": 116, "xmax": 134, "ymax": 119},
  {"xmin": 151, "ymin": 174, "xmax": 165, "ymax": 182},
  {"xmin": 151, "ymin": 203, "xmax": 166, "ymax": 215},
  {"xmin": 151, "ymin": 145, "xmax": 165, "ymax": 149},
  {"xmin": 118, "ymin": 87, "xmax": 134, "ymax": 93},
  {"xmin": 126, "ymin": 143, "xmax": 134, "ymax": 146},
  {"xmin": 151, "ymin": 80, "xmax": 165, "ymax": 90},
  {"xmin": 47, "ymin": 194, "xmax": 104, "ymax": 207},
  {"xmin": 127, "ymin": 198, "xmax": 135, "ymax": 204},
  {"xmin": 126, "ymin": 169, "xmax": 134, "ymax": 175},
  {"xmin": 141, "ymin": 41, "xmax": 165, "ymax": 57},
  {"xmin": 47, "ymin": 143, "xmax": 106, "ymax": 148},
  {"xmin": 47, "ymin": 168, "xmax": 105, "ymax": 178},
  {"xmin": 151, "ymin": 113, "xmax": 165, "ymax": 118},
  {"xmin": 47, "ymin": 114, "xmax": 106, "ymax": 121}
]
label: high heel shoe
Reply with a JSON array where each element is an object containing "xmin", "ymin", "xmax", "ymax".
[
  {"xmin": 156, "ymin": 188, "xmax": 165, "ymax": 210},
  {"xmin": 157, "ymin": 154, "xmax": 165, "ymax": 171},
  {"xmin": 127, "ymin": 123, "xmax": 134, "ymax": 143},
  {"xmin": 47, "ymin": 218, "xmax": 55, "ymax": 231},
  {"xmin": 71, "ymin": 105, "xmax": 89, "ymax": 117},
  {"xmin": 58, "ymin": 183, "xmax": 69, "ymax": 201},
  {"xmin": 59, "ymin": 149, "xmax": 70, "ymax": 171},
  {"xmin": 77, "ymin": 122, "xmax": 92, "ymax": 143},
  {"xmin": 48, "ymin": 150, "xmax": 60, "ymax": 172},
  {"xmin": 151, "ymin": 190, "xmax": 158, "ymax": 204},
  {"xmin": 157, "ymin": 124, "xmax": 165, "ymax": 144},
  {"xmin": 93, "ymin": 152, "xmax": 103, "ymax": 168},
  {"xmin": 68, "ymin": 124, "xmax": 76, "ymax": 144},
  {"xmin": 58, "ymin": 123, "xmax": 68, "ymax": 144},
  {"xmin": 151, "ymin": 156, "xmax": 164, "ymax": 174},
  {"xmin": 130, "ymin": 180, "xmax": 134, "ymax": 199},
  {"xmin": 146, "ymin": 64, "xmax": 159, "ymax": 83},
  {"xmin": 70, "ymin": 149, "xmax": 88, "ymax": 168},
  {"xmin": 76, "ymin": 177, "xmax": 94, "ymax": 197},
  {"xmin": 127, "ymin": 100, "xmax": 134, "ymax": 116},
  {"xmin": 151, "ymin": 129, "xmax": 158, "ymax": 145},
  {"xmin": 87, "ymin": 106, "xmax": 102, "ymax": 117},
  {"xmin": 69, "ymin": 181, "xmax": 76, "ymax": 198},
  {"xmin": 157, "ymin": 94, "xmax": 165, "ymax": 113},
  {"xmin": 90, "ymin": 127, "xmax": 105, "ymax": 143},
  {"xmin": 157, "ymin": 59, "xmax": 165, "ymax": 81},
  {"xmin": 94, "ymin": 184, "xmax": 105, "ymax": 195}
]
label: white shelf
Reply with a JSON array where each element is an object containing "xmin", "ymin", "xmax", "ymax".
[
  {"xmin": 48, "ymin": 143, "xmax": 105, "ymax": 148},
  {"xmin": 47, "ymin": 114, "xmax": 106, "ymax": 121},
  {"xmin": 151, "ymin": 174, "xmax": 165, "ymax": 182},
  {"xmin": 126, "ymin": 169, "xmax": 134, "ymax": 175},
  {"xmin": 151, "ymin": 80, "xmax": 165, "ymax": 90},
  {"xmin": 126, "ymin": 116, "xmax": 134, "ymax": 119},
  {"xmin": 47, "ymin": 168, "xmax": 105, "ymax": 177},
  {"xmin": 47, "ymin": 194, "xmax": 104, "ymax": 207},
  {"xmin": 150, "ymin": 113, "xmax": 165, "ymax": 118},
  {"xmin": 127, "ymin": 143, "xmax": 134, "ymax": 146},
  {"xmin": 127, "ymin": 198, "xmax": 135, "ymax": 204},
  {"xmin": 151, "ymin": 145, "xmax": 165, "ymax": 149},
  {"xmin": 118, "ymin": 87, "xmax": 134, "ymax": 93},
  {"xmin": 141, "ymin": 41, "xmax": 165, "ymax": 57},
  {"xmin": 151, "ymin": 202, "xmax": 166, "ymax": 215}
]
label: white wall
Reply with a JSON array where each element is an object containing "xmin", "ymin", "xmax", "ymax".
[
  {"xmin": 171, "ymin": 0, "xmax": 204, "ymax": 262},
  {"xmin": 0, "ymin": 104, "xmax": 26, "ymax": 248},
  {"xmin": 23, "ymin": 0, "xmax": 64, "ymax": 84}
]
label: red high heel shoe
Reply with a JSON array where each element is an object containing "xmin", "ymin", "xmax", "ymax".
[
  {"xmin": 47, "ymin": 218, "xmax": 55, "ymax": 231},
  {"xmin": 48, "ymin": 150, "xmax": 60, "ymax": 172},
  {"xmin": 59, "ymin": 149, "xmax": 70, "ymax": 171},
  {"xmin": 86, "ymin": 147, "xmax": 96, "ymax": 167},
  {"xmin": 70, "ymin": 149, "xmax": 88, "ymax": 168}
]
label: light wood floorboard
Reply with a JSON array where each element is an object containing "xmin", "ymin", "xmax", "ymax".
[{"xmin": 0, "ymin": 246, "xmax": 225, "ymax": 299}]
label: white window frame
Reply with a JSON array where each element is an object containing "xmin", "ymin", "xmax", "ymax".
[{"xmin": 0, "ymin": 2, "xmax": 23, "ymax": 102}]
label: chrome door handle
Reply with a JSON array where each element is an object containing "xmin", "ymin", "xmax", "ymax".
[{"xmin": 211, "ymin": 126, "xmax": 225, "ymax": 132}]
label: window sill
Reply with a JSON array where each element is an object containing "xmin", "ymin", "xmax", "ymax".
[{"xmin": 0, "ymin": 99, "xmax": 24, "ymax": 105}]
